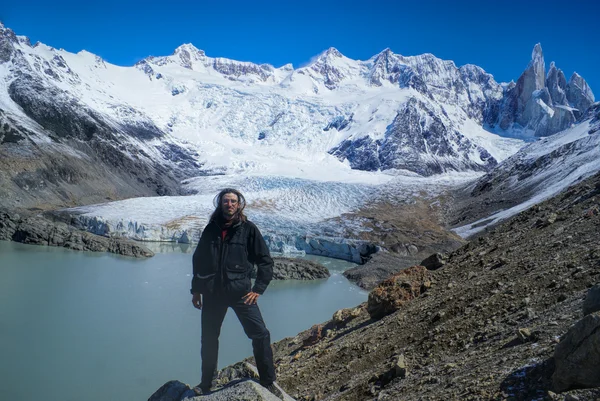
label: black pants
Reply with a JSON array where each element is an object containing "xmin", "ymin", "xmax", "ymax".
[{"xmin": 200, "ymin": 292, "xmax": 276, "ymax": 387}]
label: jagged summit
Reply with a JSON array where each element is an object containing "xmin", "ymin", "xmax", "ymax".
[
  {"xmin": 320, "ymin": 46, "xmax": 343, "ymax": 59},
  {"xmin": 174, "ymin": 43, "xmax": 205, "ymax": 57},
  {"xmin": 492, "ymin": 43, "xmax": 595, "ymax": 136}
]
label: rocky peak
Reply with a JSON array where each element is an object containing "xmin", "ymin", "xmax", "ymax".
[
  {"xmin": 174, "ymin": 43, "xmax": 206, "ymax": 58},
  {"xmin": 567, "ymin": 72, "xmax": 595, "ymax": 118},
  {"xmin": 528, "ymin": 43, "xmax": 546, "ymax": 91},
  {"xmin": 0, "ymin": 22, "xmax": 18, "ymax": 63},
  {"xmin": 304, "ymin": 47, "xmax": 354, "ymax": 90},
  {"xmin": 173, "ymin": 43, "xmax": 207, "ymax": 70},
  {"xmin": 369, "ymin": 48, "xmax": 404, "ymax": 86},
  {"xmin": 546, "ymin": 61, "xmax": 568, "ymax": 106},
  {"xmin": 321, "ymin": 47, "xmax": 343, "ymax": 59}
]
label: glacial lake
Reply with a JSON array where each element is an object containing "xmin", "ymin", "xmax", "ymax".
[{"xmin": 0, "ymin": 240, "xmax": 367, "ymax": 401}]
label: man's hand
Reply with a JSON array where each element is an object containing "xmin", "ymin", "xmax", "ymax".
[
  {"xmin": 242, "ymin": 291, "xmax": 260, "ymax": 305},
  {"xmin": 192, "ymin": 293, "xmax": 202, "ymax": 310}
]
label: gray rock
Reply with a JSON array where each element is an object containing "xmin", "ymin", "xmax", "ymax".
[
  {"xmin": 546, "ymin": 62, "xmax": 568, "ymax": 106},
  {"xmin": 493, "ymin": 44, "xmax": 586, "ymax": 137},
  {"xmin": 148, "ymin": 379, "xmax": 293, "ymax": 401},
  {"xmin": 0, "ymin": 210, "xmax": 19, "ymax": 240},
  {"xmin": 256, "ymin": 257, "xmax": 330, "ymax": 280},
  {"xmin": 420, "ymin": 253, "xmax": 447, "ymax": 270},
  {"xmin": 583, "ymin": 284, "xmax": 600, "ymax": 316},
  {"xmin": 567, "ymin": 73, "xmax": 595, "ymax": 118},
  {"xmin": 344, "ymin": 251, "xmax": 420, "ymax": 290},
  {"xmin": 552, "ymin": 312, "xmax": 600, "ymax": 392}
]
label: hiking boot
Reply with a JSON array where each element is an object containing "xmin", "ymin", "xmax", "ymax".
[
  {"xmin": 263, "ymin": 382, "xmax": 284, "ymax": 399},
  {"xmin": 192, "ymin": 383, "xmax": 212, "ymax": 396}
]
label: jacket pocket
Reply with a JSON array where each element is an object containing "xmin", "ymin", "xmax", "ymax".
[
  {"xmin": 195, "ymin": 273, "xmax": 216, "ymax": 294},
  {"xmin": 225, "ymin": 269, "xmax": 251, "ymax": 294}
]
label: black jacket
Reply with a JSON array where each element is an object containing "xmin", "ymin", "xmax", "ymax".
[{"xmin": 191, "ymin": 218, "xmax": 274, "ymax": 296}]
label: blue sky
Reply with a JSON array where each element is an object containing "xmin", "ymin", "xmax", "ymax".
[{"xmin": 2, "ymin": 0, "xmax": 598, "ymax": 92}]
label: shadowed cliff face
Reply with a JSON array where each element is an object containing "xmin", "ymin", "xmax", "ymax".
[
  {"xmin": 0, "ymin": 29, "xmax": 204, "ymax": 210},
  {"xmin": 329, "ymin": 98, "xmax": 497, "ymax": 176}
]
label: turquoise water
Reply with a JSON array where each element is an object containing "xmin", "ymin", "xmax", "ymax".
[{"xmin": 0, "ymin": 241, "xmax": 366, "ymax": 401}]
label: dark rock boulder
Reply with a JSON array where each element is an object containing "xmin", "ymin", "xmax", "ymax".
[
  {"xmin": 420, "ymin": 252, "xmax": 447, "ymax": 270},
  {"xmin": 367, "ymin": 265, "xmax": 431, "ymax": 320},
  {"xmin": 552, "ymin": 311, "xmax": 600, "ymax": 392},
  {"xmin": 583, "ymin": 284, "xmax": 600, "ymax": 316},
  {"xmin": 344, "ymin": 251, "xmax": 420, "ymax": 290}
]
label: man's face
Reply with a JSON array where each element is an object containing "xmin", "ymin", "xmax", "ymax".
[{"xmin": 221, "ymin": 193, "xmax": 239, "ymax": 220}]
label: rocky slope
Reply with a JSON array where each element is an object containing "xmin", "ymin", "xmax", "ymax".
[
  {"xmin": 0, "ymin": 23, "xmax": 204, "ymax": 211},
  {"xmin": 254, "ymin": 170, "xmax": 600, "ymax": 400},
  {"xmin": 450, "ymin": 102, "xmax": 600, "ymax": 237}
]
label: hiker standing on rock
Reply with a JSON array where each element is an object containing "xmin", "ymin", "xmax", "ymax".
[{"xmin": 190, "ymin": 188, "xmax": 281, "ymax": 397}]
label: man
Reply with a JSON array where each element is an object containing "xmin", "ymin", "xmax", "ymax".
[{"xmin": 191, "ymin": 188, "xmax": 281, "ymax": 397}]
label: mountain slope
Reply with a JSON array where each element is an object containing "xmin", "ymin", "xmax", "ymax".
[
  {"xmin": 268, "ymin": 170, "xmax": 600, "ymax": 400},
  {"xmin": 0, "ymin": 21, "xmax": 537, "ymax": 208},
  {"xmin": 451, "ymin": 102, "xmax": 600, "ymax": 237}
]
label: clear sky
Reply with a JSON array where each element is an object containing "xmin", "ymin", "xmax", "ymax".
[{"xmin": 2, "ymin": 0, "xmax": 598, "ymax": 92}]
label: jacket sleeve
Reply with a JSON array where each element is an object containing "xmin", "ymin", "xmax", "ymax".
[
  {"xmin": 247, "ymin": 223, "xmax": 273, "ymax": 295},
  {"xmin": 190, "ymin": 229, "xmax": 207, "ymax": 294}
]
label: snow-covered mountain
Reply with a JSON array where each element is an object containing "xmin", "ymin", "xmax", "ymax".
[
  {"xmin": 452, "ymin": 102, "xmax": 600, "ymax": 237},
  {"xmin": 0, "ymin": 21, "xmax": 538, "ymax": 194},
  {"xmin": 1, "ymin": 21, "xmax": 598, "ymax": 260}
]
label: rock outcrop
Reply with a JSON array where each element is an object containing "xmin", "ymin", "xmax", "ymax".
[
  {"xmin": 149, "ymin": 362, "xmax": 294, "ymax": 401},
  {"xmin": 344, "ymin": 251, "xmax": 414, "ymax": 290},
  {"xmin": 552, "ymin": 312, "xmax": 600, "ymax": 392},
  {"xmin": 367, "ymin": 265, "xmax": 431, "ymax": 319},
  {"xmin": 583, "ymin": 284, "xmax": 600, "ymax": 316},
  {"xmin": 0, "ymin": 210, "xmax": 153, "ymax": 257},
  {"xmin": 261, "ymin": 257, "xmax": 330, "ymax": 280},
  {"xmin": 149, "ymin": 379, "xmax": 287, "ymax": 401}
]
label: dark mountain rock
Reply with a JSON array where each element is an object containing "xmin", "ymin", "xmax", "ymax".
[
  {"xmin": 0, "ymin": 22, "xmax": 18, "ymax": 63},
  {"xmin": 0, "ymin": 210, "xmax": 153, "ymax": 257},
  {"xmin": 329, "ymin": 136, "xmax": 381, "ymax": 171},
  {"xmin": 583, "ymin": 285, "xmax": 600, "ymax": 316},
  {"xmin": 330, "ymin": 98, "xmax": 498, "ymax": 176},
  {"xmin": 552, "ymin": 312, "xmax": 600, "ymax": 392}
]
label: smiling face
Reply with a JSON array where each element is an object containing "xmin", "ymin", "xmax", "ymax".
[{"xmin": 221, "ymin": 192, "xmax": 240, "ymax": 220}]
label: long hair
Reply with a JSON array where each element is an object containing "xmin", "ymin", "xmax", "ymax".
[{"xmin": 210, "ymin": 188, "xmax": 247, "ymax": 223}]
